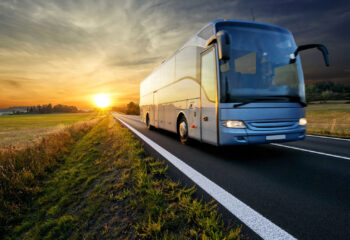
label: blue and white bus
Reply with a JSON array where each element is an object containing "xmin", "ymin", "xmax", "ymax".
[{"xmin": 140, "ymin": 20, "xmax": 329, "ymax": 145}]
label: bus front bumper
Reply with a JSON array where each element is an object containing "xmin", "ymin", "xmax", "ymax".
[{"xmin": 219, "ymin": 126, "xmax": 306, "ymax": 146}]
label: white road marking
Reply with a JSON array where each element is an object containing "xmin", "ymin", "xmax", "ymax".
[
  {"xmin": 113, "ymin": 113, "xmax": 296, "ymax": 240},
  {"xmin": 306, "ymin": 134, "xmax": 350, "ymax": 142},
  {"xmin": 272, "ymin": 143, "xmax": 350, "ymax": 161}
]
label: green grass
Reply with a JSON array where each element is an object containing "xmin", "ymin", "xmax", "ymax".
[
  {"xmin": 0, "ymin": 117, "xmax": 101, "ymax": 237},
  {"xmin": 0, "ymin": 113, "xmax": 98, "ymax": 147},
  {"xmin": 4, "ymin": 116, "xmax": 241, "ymax": 239},
  {"xmin": 306, "ymin": 103, "xmax": 350, "ymax": 138},
  {"xmin": 0, "ymin": 113, "xmax": 98, "ymax": 130}
]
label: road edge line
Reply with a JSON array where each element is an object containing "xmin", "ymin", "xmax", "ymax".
[
  {"xmin": 306, "ymin": 134, "xmax": 350, "ymax": 142},
  {"xmin": 271, "ymin": 143, "xmax": 350, "ymax": 161},
  {"xmin": 113, "ymin": 113, "xmax": 296, "ymax": 240}
]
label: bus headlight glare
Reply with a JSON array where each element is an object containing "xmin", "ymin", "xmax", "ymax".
[
  {"xmin": 224, "ymin": 120, "xmax": 246, "ymax": 128},
  {"xmin": 299, "ymin": 118, "xmax": 307, "ymax": 126}
]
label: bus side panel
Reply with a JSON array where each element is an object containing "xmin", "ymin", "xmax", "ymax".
[
  {"xmin": 154, "ymin": 92, "xmax": 159, "ymax": 128},
  {"xmin": 187, "ymin": 98, "xmax": 200, "ymax": 140},
  {"xmin": 157, "ymin": 79, "xmax": 199, "ymax": 104},
  {"xmin": 164, "ymin": 103, "xmax": 177, "ymax": 132},
  {"xmin": 140, "ymin": 93, "xmax": 153, "ymax": 124},
  {"xmin": 158, "ymin": 103, "xmax": 165, "ymax": 129},
  {"xmin": 140, "ymin": 46, "xmax": 202, "ymax": 135},
  {"xmin": 156, "ymin": 79, "xmax": 200, "ymax": 134}
]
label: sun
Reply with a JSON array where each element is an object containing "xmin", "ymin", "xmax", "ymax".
[{"xmin": 94, "ymin": 94, "xmax": 111, "ymax": 109}]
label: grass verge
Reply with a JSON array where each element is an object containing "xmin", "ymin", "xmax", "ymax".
[
  {"xmin": 0, "ymin": 118, "xmax": 101, "ymax": 236},
  {"xmin": 4, "ymin": 115, "xmax": 241, "ymax": 239},
  {"xmin": 306, "ymin": 103, "xmax": 350, "ymax": 138}
]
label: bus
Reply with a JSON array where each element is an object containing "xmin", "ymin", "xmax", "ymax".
[{"xmin": 139, "ymin": 20, "xmax": 329, "ymax": 145}]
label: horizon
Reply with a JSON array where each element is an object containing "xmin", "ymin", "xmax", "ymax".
[
  {"xmin": 0, "ymin": 102, "xmax": 131, "ymax": 110},
  {"xmin": 1, "ymin": 0, "xmax": 349, "ymax": 108}
]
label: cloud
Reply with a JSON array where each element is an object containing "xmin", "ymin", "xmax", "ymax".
[
  {"xmin": 0, "ymin": 79, "xmax": 22, "ymax": 88},
  {"xmin": 0, "ymin": 0, "xmax": 349, "ymax": 107}
]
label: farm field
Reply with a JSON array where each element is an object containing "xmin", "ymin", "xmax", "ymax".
[
  {"xmin": 0, "ymin": 113, "xmax": 98, "ymax": 148},
  {"xmin": 306, "ymin": 103, "xmax": 350, "ymax": 138}
]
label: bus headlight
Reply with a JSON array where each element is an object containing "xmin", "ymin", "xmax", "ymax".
[
  {"xmin": 299, "ymin": 118, "xmax": 307, "ymax": 126},
  {"xmin": 223, "ymin": 120, "xmax": 246, "ymax": 128}
]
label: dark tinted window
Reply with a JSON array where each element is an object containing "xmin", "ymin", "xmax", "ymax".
[{"xmin": 218, "ymin": 26, "xmax": 305, "ymax": 103}]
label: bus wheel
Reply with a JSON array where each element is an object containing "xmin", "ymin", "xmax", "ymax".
[
  {"xmin": 146, "ymin": 114, "xmax": 153, "ymax": 130},
  {"xmin": 178, "ymin": 116, "xmax": 189, "ymax": 144}
]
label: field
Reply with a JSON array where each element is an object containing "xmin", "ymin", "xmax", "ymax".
[
  {"xmin": 0, "ymin": 113, "xmax": 98, "ymax": 148},
  {"xmin": 1, "ymin": 103, "xmax": 349, "ymax": 148},
  {"xmin": 306, "ymin": 103, "xmax": 350, "ymax": 138},
  {"xmin": 0, "ymin": 115, "xmax": 241, "ymax": 239}
]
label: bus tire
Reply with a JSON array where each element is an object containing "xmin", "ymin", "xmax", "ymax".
[{"xmin": 178, "ymin": 116, "xmax": 189, "ymax": 144}]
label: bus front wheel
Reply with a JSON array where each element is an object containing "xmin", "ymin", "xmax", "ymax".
[{"xmin": 178, "ymin": 116, "xmax": 189, "ymax": 144}]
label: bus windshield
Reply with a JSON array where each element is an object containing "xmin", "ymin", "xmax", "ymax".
[{"xmin": 218, "ymin": 24, "xmax": 305, "ymax": 104}]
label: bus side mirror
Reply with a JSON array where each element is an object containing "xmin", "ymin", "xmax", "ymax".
[
  {"xmin": 206, "ymin": 30, "xmax": 231, "ymax": 60},
  {"xmin": 290, "ymin": 44, "xmax": 329, "ymax": 67}
]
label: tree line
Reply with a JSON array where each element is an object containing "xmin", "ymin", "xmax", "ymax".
[
  {"xmin": 26, "ymin": 104, "xmax": 79, "ymax": 114},
  {"xmin": 306, "ymin": 81, "xmax": 350, "ymax": 102},
  {"xmin": 112, "ymin": 102, "xmax": 140, "ymax": 115}
]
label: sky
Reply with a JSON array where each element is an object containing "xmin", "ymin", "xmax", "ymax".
[{"xmin": 0, "ymin": 0, "xmax": 349, "ymax": 108}]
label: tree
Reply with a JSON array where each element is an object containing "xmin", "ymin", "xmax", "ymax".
[
  {"xmin": 126, "ymin": 102, "xmax": 140, "ymax": 115},
  {"xmin": 112, "ymin": 102, "xmax": 140, "ymax": 115},
  {"xmin": 47, "ymin": 103, "xmax": 53, "ymax": 113},
  {"xmin": 306, "ymin": 81, "xmax": 350, "ymax": 102},
  {"xmin": 25, "ymin": 104, "xmax": 79, "ymax": 114}
]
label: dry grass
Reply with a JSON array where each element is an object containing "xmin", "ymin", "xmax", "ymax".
[
  {"xmin": 306, "ymin": 103, "xmax": 350, "ymax": 138},
  {"xmin": 0, "ymin": 118, "xmax": 101, "ymax": 235},
  {"xmin": 0, "ymin": 113, "xmax": 98, "ymax": 148},
  {"xmin": 5, "ymin": 116, "xmax": 241, "ymax": 239}
]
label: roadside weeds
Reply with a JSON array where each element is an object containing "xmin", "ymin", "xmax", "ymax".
[
  {"xmin": 4, "ymin": 115, "xmax": 242, "ymax": 239},
  {"xmin": 0, "ymin": 118, "xmax": 101, "ymax": 236}
]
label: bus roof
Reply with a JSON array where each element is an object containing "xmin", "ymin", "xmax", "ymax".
[
  {"xmin": 141, "ymin": 19, "xmax": 290, "ymax": 85},
  {"xmin": 213, "ymin": 19, "xmax": 290, "ymax": 33}
]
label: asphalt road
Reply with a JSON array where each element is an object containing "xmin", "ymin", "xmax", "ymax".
[{"xmin": 112, "ymin": 113, "xmax": 350, "ymax": 240}]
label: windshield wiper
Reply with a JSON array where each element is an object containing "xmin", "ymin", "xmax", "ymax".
[
  {"xmin": 233, "ymin": 97, "xmax": 286, "ymax": 108},
  {"xmin": 266, "ymin": 95, "xmax": 307, "ymax": 107},
  {"xmin": 233, "ymin": 96, "xmax": 306, "ymax": 108}
]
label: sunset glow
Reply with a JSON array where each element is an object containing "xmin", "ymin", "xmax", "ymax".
[
  {"xmin": 0, "ymin": 1, "xmax": 348, "ymax": 109},
  {"xmin": 94, "ymin": 94, "xmax": 111, "ymax": 109}
]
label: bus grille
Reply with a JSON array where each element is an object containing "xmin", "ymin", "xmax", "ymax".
[{"xmin": 246, "ymin": 120, "xmax": 298, "ymax": 131}]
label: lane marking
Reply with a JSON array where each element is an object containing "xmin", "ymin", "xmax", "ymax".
[
  {"xmin": 306, "ymin": 134, "xmax": 350, "ymax": 142},
  {"xmin": 114, "ymin": 113, "xmax": 140, "ymax": 122},
  {"xmin": 113, "ymin": 113, "xmax": 296, "ymax": 240},
  {"xmin": 272, "ymin": 143, "xmax": 350, "ymax": 161}
]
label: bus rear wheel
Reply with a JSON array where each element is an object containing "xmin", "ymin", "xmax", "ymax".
[
  {"xmin": 178, "ymin": 116, "xmax": 189, "ymax": 144},
  {"xmin": 146, "ymin": 114, "xmax": 153, "ymax": 130}
]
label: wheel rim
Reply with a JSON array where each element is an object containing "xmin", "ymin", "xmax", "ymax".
[{"xmin": 179, "ymin": 121, "xmax": 187, "ymax": 138}]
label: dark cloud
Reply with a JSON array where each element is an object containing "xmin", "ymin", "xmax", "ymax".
[{"xmin": 1, "ymin": 79, "xmax": 22, "ymax": 88}]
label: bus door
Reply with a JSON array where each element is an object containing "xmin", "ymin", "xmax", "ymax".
[{"xmin": 200, "ymin": 47, "xmax": 218, "ymax": 144}]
